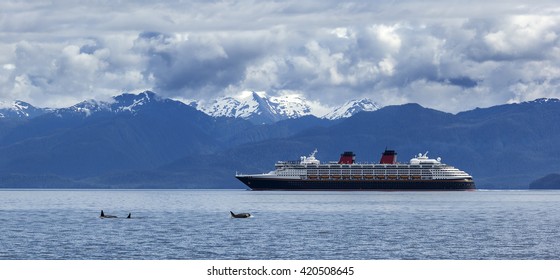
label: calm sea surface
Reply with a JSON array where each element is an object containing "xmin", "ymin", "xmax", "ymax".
[{"xmin": 1, "ymin": 189, "xmax": 559, "ymax": 260}]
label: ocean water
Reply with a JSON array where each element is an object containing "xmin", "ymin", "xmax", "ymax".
[{"xmin": 1, "ymin": 189, "xmax": 559, "ymax": 260}]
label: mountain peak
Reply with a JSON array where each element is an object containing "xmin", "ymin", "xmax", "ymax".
[
  {"xmin": 323, "ymin": 98, "xmax": 381, "ymax": 119},
  {"xmin": 190, "ymin": 93, "xmax": 382, "ymax": 123},
  {"xmin": 55, "ymin": 91, "xmax": 171, "ymax": 117},
  {"xmin": 252, "ymin": 91, "xmax": 267, "ymax": 100},
  {"xmin": 527, "ymin": 98, "xmax": 560, "ymax": 104},
  {"xmin": 192, "ymin": 92, "xmax": 315, "ymax": 124},
  {"xmin": 0, "ymin": 100, "xmax": 47, "ymax": 119},
  {"xmin": 113, "ymin": 91, "xmax": 160, "ymax": 113}
]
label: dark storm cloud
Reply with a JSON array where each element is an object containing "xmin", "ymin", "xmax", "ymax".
[
  {"xmin": 135, "ymin": 32, "xmax": 262, "ymax": 95},
  {"xmin": 131, "ymin": 29, "xmax": 287, "ymax": 100},
  {"xmin": 446, "ymin": 77, "xmax": 479, "ymax": 89}
]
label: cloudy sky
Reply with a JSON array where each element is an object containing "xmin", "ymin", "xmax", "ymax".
[{"xmin": 1, "ymin": 0, "xmax": 559, "ymax": 112}]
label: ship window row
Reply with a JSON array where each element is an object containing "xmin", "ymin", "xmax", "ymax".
[
  {"xmin": 302, "ymin": 167, "xmax": 432, "ymax": 172},
  {"xmin": 305, "ymin": 169, "xmax": 435, "ymax": 175},
  {"xmin": 278, "ymin": 170, "xmax": 306, "ymax": 176},
  {"xmin": 300, "ymin": 164, "xmax": 431, "ymax": 169},
  {"xmin": 281, "ymin": 163, "xmax": 443, "ymax": 170}
]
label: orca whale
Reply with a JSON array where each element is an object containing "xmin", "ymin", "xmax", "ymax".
[
  {"xmin": 100, "ymin": 210, "xmax": 117, "ymax": 218},
  {"xmin": 126, "ymin": 213, "xmax": 131, "ymax": 219},
  {"xmin": 230, "ymin": 211, "xmax": 251, "ymax": 218}
]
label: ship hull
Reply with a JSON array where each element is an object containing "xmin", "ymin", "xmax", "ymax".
[{"xmin": 236, "ymin": 176, "xmax": 475, "ymax": 191}]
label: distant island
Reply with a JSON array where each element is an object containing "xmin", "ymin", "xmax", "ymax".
[{"xmin": 529, "ymin": 173, "xmax": 560, "ymax": 189}]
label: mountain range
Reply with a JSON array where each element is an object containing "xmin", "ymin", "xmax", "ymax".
[
  {"xmin": 0, "ymin": 91, "xmax": 559, "ymax": 189},
  {"xmin": 0, "ymin": 100, "xmax": 48, "ymax": 119},
  {"xmin": 0, "ymin": 92, "xmax": 380, "ymax": 124},
  {"xmin": 188, "ymin": 92, "xmax": 380, "ymax": 124}
]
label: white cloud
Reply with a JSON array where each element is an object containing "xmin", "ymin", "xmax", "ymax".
[
  {"xmin": 0, "ymin": 0, "xmax": 559, "ymax": 112},
  {"xmin": 2, "ymin": 64, "xmax": 15, "ymax": 70},
  {"xmin": 378, "ymin": 56, "xmax": 396, "ymax": 76},
  {"xmin": 484, "ymin": 15, "xmax": 558, "ymax": 59},
  {"xmin": 371, "ymin": 24, "xmax": 402, "ymax": 52}
]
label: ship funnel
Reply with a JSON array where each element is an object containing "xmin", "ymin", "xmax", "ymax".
[
  {"xmin": 380, "ymin": 149, "xmax": 397, "ymax": 164},
  {"xmin": 338, "ymin": 151, "xmax": 355, "ymax": 164}
]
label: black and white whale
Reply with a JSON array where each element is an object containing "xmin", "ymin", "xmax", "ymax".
[
  {"xmin": 100, "ymin": 210, "xmax": 117, "ymax": 218},
  {"xmin": 230, "ymin": 211, "xmax": 251, "ymax": 218},
  {"xmin": 126, "ymin": 213, "xmax": 131, "ymax": 219}
]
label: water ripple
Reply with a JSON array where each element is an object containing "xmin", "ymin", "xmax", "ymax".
[{"xmin": 1, "ymin": 190, "xmax": 560, "ymax": 259}]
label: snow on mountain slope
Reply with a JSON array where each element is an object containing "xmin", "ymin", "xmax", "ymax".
[
  {"xmin": 54, "ymin": 91, "xmax": 165, "ymax": 117},
  {"xmin": 191, "ymin": 91, "xmax": 315, "ymax": 124},
  {"xmin": 190, "ymin": 92, "xmax": 381, "ymax": 123},
  {"xmin": 323, "ymin": 98, "xmax": 381, "ymax": 119},
  {"xmin": 0, "ymin": 100, "xmax": 47, "ymax": 119},
  {"xmin": 268, "ymin": 94, "xmax": 312, "ymax": 119},
  {"xmin": 0, "ymin": 90, "xmax": 381, "ymax": 123}
]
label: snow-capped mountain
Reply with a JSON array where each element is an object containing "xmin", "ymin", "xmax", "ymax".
[
  {"xmin": 0, "ymin": 100, "xmax": 47, "ymax": 119},
  {"xmin": 189, "ymin": 92, "xmax": 382, "ymax": 123},
  {"xmin": 191, "ymin": 92, "xmax": 314, "ymax": 124},
  {"xmin": 0, "ymin": 91, "xmax": 189, "ymax": 121},
  {"xmin": 525, "ymin": 98, "xmax": 560, "ymax": 105},
  {"xmin": 323, "ymin": 98, "xmax": 381, "ymax": 120},
  {"xmin": 0, "ymin": 91, "xmax": 382, "ymax": 125},
  {"xmin": 53, "ymin": 91, "xmax": 177, "ymax": 117},
  {"xmin": 2, "ymin": 92, "xmax": 560, "ymax": 189}
]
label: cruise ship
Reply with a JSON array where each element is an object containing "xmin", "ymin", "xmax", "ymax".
[{"xmin": 235, "ymin": 149, "xmax": 475, "ymax": 191}]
